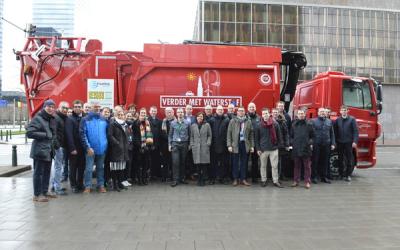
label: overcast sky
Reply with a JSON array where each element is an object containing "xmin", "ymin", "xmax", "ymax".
[{"xmin": 1, "ymin": 0, "xmax": 199, "ymax": 90}]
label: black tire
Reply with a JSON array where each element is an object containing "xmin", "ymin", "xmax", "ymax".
[{"xmin": 329, "ymin": 151, "xmax": 355, "ymax": 178}]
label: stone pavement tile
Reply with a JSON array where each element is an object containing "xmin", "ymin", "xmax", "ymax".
[
  {"xmin": 351, "ymin": 236, "xmax": 396, "ymax": 248},
  {"xmin": 304, "ymin": 237, "xmax": 360, "ymax": 250},
  {"xmin": 221, "ymin": 239, "xmax": 254, "ymax": 250},
  {"xmin": 136, "ymin": 240, "xmax": 166, "ymax": 250},
  {"xmin": 17, "ymin": 241, "xmax": 48, "ymax": 250},
  {"xmin": 126, "ymin": 231, "xmax": 154, "ymax": 241},
  {"xmin": 0, "ymin": 229, "xmax": 25, "ymax": 240},
  {"xmin": 107, "ymin": 240, "xmax": 138, "ymax": 250},
  {"xmin": 194, "ymin": 240, "xmax": 224, "ymax": 250},
  {"xmin": 0, "ymin": 221, "xmax": 26, "ymax": 230},
  {"xmin": 153, "ymin": 231, "xmax": 181, "ymax": 241},
  {"xmin": 98, "ymin": 231, "xmax": 130, "ymax": 241},
  {"xmin": 165, "ymin": 240, "xmax": 195, "ymax": 250},
  {"xmin": 276, "ymin": 238, "xmax": 310, "ymax": 250},
  {"xmin": 0, "ymin": 240, "xmax": 24, "ymax": 250},
  {"xmin": 250, "ymin": 239, "xmax": 283, "ymax": 250},
  {"xmin": 15, "ymin": 230, "xmax": 51, "ymax": 241},
  {"xmin": 204, "ymin": 230, "xmax": 233, "ymax": 240},
  {"xmin": 179, "ymin": 230, "xmax": 207, "ymax": 241}
]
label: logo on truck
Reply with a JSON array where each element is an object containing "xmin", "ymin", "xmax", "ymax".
[{"xmin": 259, "ymin": 73, "xmax": 272, "ymax": 86}]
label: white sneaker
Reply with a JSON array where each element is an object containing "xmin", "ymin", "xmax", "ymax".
[
  {"xmin": 121, "ymin": 181, "xmax": 128, "ymax": 187},
  {"xmin": 125, "ymin": 181, "xmax": 132, "ymax": 187}
]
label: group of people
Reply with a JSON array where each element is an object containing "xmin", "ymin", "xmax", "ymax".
[{"xmin": 27, "ymin": 99, "xmax": 359, "ymax": 202}]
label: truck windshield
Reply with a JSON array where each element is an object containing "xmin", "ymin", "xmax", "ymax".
[{"xmin": 342, "ymin": 79, "xmax": 373, "ymax": 110}]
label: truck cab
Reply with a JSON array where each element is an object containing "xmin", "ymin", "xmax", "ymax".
[{"xmin": 293, "ymin": 71, "xmax": 382, "ymax": 175}]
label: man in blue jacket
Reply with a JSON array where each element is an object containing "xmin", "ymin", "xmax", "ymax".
[
  {"xmin": 80, "ymin": 101, "xmax": 108, "ymax": 193},
  {"xmin": 333, "ymin": 105, "xmax": 359, "ymax": 182},
  {"xmin": 311, "ymin": 107, "xmax": 335, "ymax": 184}
]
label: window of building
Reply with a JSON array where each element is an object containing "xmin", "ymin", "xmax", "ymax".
[
  {"xmin": 252, "ymin": 4, "xmax": 266, "ymax": 23},
  {"xmin": 268, "ymin": 24, "xmax": 282, "ymax": 44},
  {"xmin": 220, "ymin": 22, "xmax": 235, "ymax": 42},
  {"xmin": 268, "ymin": 5, "xmax": 282, "ymax": 24},
  {"xmin": 221, "ymin": 2, "xmax": 235, "ymax": 22},
  {"xmin": 284, "ymin": 5, "xmax": 297, "ymax": 25},
  {"xmin": 252, "ymin": 23, "xmax": 267, "ymax": 44},
  {"xmin": 299, "ymin": 27, "xmax": 311, "ymax": 45},
  {"xmin": 312, "ymin": 7, "xmax": 325, "ymax": 27},
  {"xmin": 203, "ymin": 2, "xmax": 219, "ymax": 22},
  {"xmin": 236, "ymin": 3, "xmax": 251, "ymax": 23},
  {"xmin": 342, "ymin": 79, "xmax": 373, "ymax": 109},
  {"xmin": 327, "ymin": 8, "xmax": 338, "ymax": 27},
  {"xmin": 236, "ymin": 23, "xmax": 251, "ymax": 43},
  {"xmin": 283, "ymin": 25, "xmax": 297, "ymax": 44},
  {"xmin": 204, "ymin": 22, "xmax": 219, "ymax": 42},
  {"xmin": 299, "ymin": 6, "xmax": 311, "ymax": 26}
]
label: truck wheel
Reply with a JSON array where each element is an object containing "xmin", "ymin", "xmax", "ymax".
[{"xmin": 329, "ymin": 152, "xmax": 340, "ymax": 178}]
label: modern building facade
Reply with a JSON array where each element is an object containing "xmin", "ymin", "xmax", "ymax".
[
  {"xmin": 0, "ymin": 0, "xmax": 4, "ymax": 92},
  {"xmin": 194, "ymin": 0, "xmax": 400, "ymax": 144},
  {"xmin": 32, "ymin": 0, "xmax": 75, "ymax": 37}
]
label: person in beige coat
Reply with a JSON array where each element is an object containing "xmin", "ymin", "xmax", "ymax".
[
  {"xmin": 227, "ymin": 106, "xmax": 254, "ymax": 186},
  {"xmin": 190, "ymin": 112, "xmax": 212, "ymax": 186}
]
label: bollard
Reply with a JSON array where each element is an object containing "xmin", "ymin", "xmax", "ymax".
[
  {"xmin": 9, "ymin": 130, "xmax": 12, "ymax": 140},
  {"xmin": 25, "ymin": 133, "xmax": 28, "ymax": 144},
  {"xmin": 0, "ymin": 130, "xmax": 2, "ymax": 141},
  {"xmin": 12, "ymin": 145, "xmax": 18, "ymax": 167},
  {"xmin": 5, "ymin": 130, "xmax": 8, "ymax": 142}
]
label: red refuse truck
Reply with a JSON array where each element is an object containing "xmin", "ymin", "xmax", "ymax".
[{"xmin": 16, "ymin": 36, "xmax": 381, "ymax": 175}]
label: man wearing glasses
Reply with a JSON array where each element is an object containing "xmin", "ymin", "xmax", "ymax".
[
  {"xmin": 65, "ymin": 100, "xmax": 86, "ymax": 193},
  {"xmin": 51, "ymin": 101, "xmax": 70, "ymax": 195}
]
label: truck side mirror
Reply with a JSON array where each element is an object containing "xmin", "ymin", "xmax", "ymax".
[{"xmin": 376, "ymin": 83, "xmax": 383, "ymax": 114}]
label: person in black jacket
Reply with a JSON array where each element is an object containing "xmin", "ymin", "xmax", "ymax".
[
  {"xmin": 209, "ymin": 105, "xmax": 230, "ymax": 184},
  {"xmin": 247, "ymin": 102, "xmax": 261, "ymax": 183},
  {"xmin": 148, "ymin": 106, "xmax": 162, "ymax": 180},
  {"xmin": 160, "ymin": 107, "xmax": 175, "ymax": 182},
  {"xmin": 27, "ymin": 99, "xmax": 58, "ymax": 202},
  {"xmin": 135, "ymin": 108, "xmax": 154, "ymax": 185},
  {"xmin": 311, "ymin": 107, "xmax": 336, "ymax": 184},
  {"xmin": 333, "ymin": 105, "xmax": 359, "ymax": 182},
  {"xmin": 65, "ymin": 100, "xmax": 85, "ymax": 193},
  {"xmin": 290, "ymin": 109, "xmax": 314, "ymax": 189},
  {"xmin": 108, "ymin": 110, "xmax": 130, "ymax": 191},
  {"xmin": 272, "ymin": 108, "xmax": 291, "ymax": 180},
  {"xmin": 51, "ymin": 101, "xmax": 69, "ymax": 195}
]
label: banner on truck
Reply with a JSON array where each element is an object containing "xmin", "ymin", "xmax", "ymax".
[
  {"xmin": 87, "ymin": 79, "xmax": 114, "ymax": 109},
  {"xmin": 160, "ymin": 95, "xmax": 242, "ymax": 108}
]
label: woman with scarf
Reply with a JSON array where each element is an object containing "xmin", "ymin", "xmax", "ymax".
[
  {"xmin": 107, "ymin": 110, "xmax": 130, "ymax": 191},
  {"xmin": 255, "ymin": 108, "xmax": 283, "ymax": 188},
  {"xmin": 135, "ymin": 108, "xmax": 154, "ymax": 185},
  {"xmin": 190, "ymin": 112, "xmax": 212, "ymax": 186}
]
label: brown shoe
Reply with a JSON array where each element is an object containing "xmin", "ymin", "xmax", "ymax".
[
  {"xmin": 305, "ymin": 182, "xmax": 311, "ymax": 189},
  {"xmin": 291, "ymin": 182, "xmax": 298, "ymax": 187},
  {"xmin": 33, "ymin": 196, "xmax": 49, "ymax": 202},
  {"xmin": 241, "ymin": 180, "xmax": 251, "ymax": 186},
  {"xmin": 83, "ymin": 188, "xmax": 91, "ymax": 194},
  {"xmin": 44, "ymin": 193, "xmax": 57, "ymax": 199},
  {"xmin": 232, "ymin": 180, "xmax": 238, "ymax": 186},
  {"xmin": 99, "ymin": 187, "xmax": 107, "ymax": 193}
]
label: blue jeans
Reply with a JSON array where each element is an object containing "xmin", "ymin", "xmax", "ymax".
[
  {"xmin": 33, "ymin": 159, "xmax": 52, "ymax": 196},
  {"xmin": 51, "ymin": 147, "xmax": 64, "ymax": 192},
  {"xmin": 232, "ymin": 141, "xmax": 248, "ymax": 181},
  {"xmin": 84, "ymin": 154, "xmax": 105, "ymax": 188}
]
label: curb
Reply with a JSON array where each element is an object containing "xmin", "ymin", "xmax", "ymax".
[{"xmin": 0, "ymin": 165, "xmax": 32, "ymax": 177}]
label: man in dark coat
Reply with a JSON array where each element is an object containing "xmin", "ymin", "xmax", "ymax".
[
  {"xmin": 209, "ymin": 105, "xmax": 230, "ymax": 184},
  {"xmin": 246, "ymin": 102, "xmax": 260, "ymax": 183},
  {"xmin": 311, "ymin": 107, "xmax": 336, "ymax": 184},
  {"xmin": 65, "ymin": 100, "xmax": 85, "ymax": 193},
  {"xmin": 27, "ymin": 99, "xmax": 58, "ymax": 202},
  {"xmin": 52, "ymin": 101, "xmax": 69, "ymax": 195},
  {"xmin": 161, "ymin": 107, "xmax": 175, "ymax": 182},
  {"xmin": 290, "ymin": 109, "xmax": 314, "ymax": 189},
  {"xmin": 272, "ymin": 108, "xmax": 291, "ymax": 180},
  {"xmin": 333, "ymin": 105, "xmax": 359, "ymax": 182},
  {"xmin": 148, "ymin": 106, "xmax": 162, "ymax": 179}
]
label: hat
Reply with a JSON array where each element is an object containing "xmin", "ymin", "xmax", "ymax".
[{"xmin": 43, "ymin": 99, "xmax": 56, "ymax": 108}]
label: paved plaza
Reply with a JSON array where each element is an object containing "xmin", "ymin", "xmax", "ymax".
[{"xmin": 0, "ymin": 147, "xmax": 399, "ymax": 250}]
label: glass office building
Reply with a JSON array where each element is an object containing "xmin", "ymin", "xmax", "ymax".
[
  {"xmin": 0, "ymin": 0, "xmax": 3, "ymax": 91},
  {"xmin": 194, "ymin": 0, "xmax": 400, "ymax": 84},
  {"xmin": 32, "ymin": 0, "xmax": 75, "ymax": 37}
]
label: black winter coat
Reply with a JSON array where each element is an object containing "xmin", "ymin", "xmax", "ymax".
[
  {"xmin": 290, "ymin": 119, "xmax": 314, "ymax": 158},
  {"xmin": 54, "ymin": 111, "xmax": 68, "ymax": 149},
  {"xmin": 107, "ymin": 120, "xmax": 130, "ymax": 162},
  {"xmin": 255, "ymin": 120, "xmax": 282, "ymax": 151},
  {"xmin": 148, "ymin": 116, "xmax": 162, "ymax": 148},
  {"xmin": 209, "ymin": 114, "xmax": 230, "ymax": 154},
  {"xmin": 333, "ymin": 116, "xmax": 359, "ymax": 144},
  {"xmin": 311, "ymin": 117, "xmax": 335, "ymax": 146},
  {"xmin": 26, "ymin": 110, "xmax": 57, "ymax": 162},
  {"xmin": 65, "ymin": 112, "xmax": 84, "ymax": 154},
  {"xmin": 276, "ymin": 117, "xmax": 289, "ymax": 148}
]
